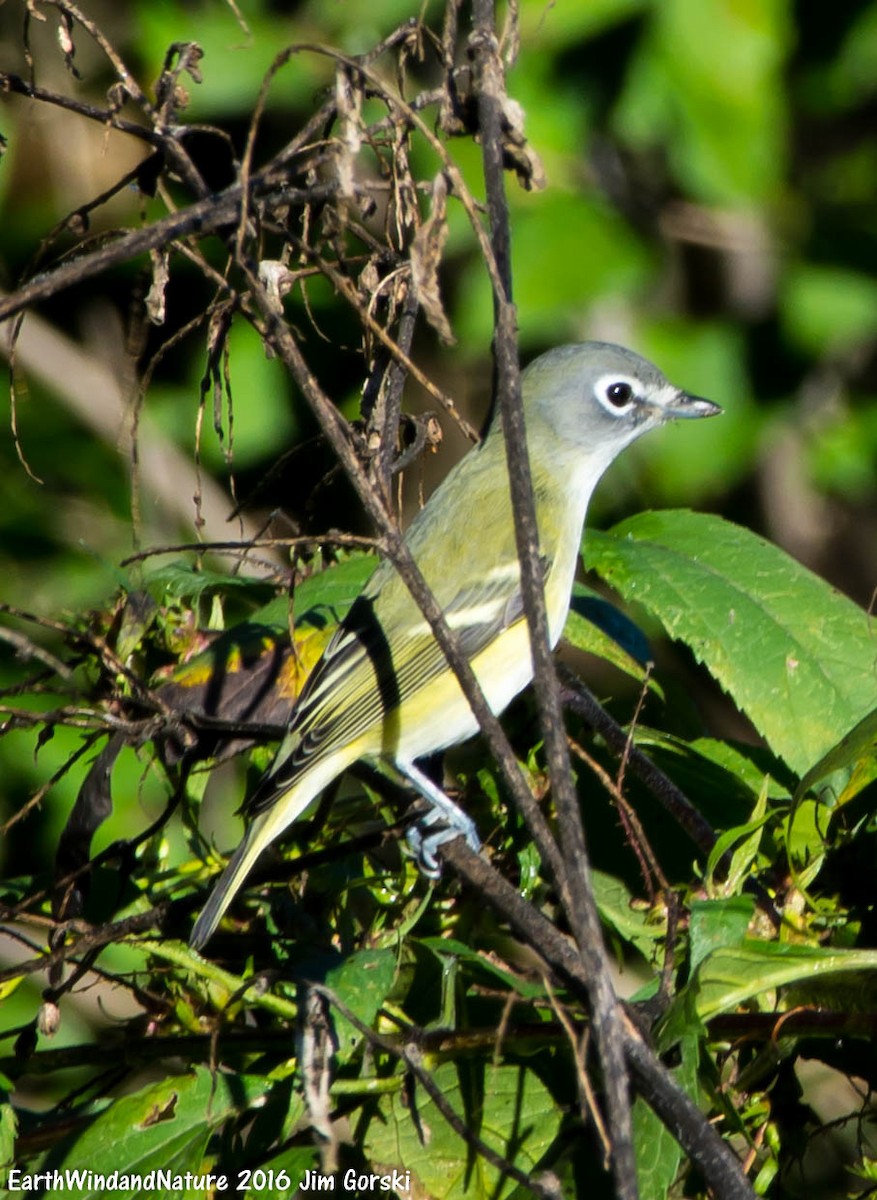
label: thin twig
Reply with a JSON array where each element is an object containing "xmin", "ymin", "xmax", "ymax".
[
  {"xmin": 0, "ymin": 625, "xmax": 71, "ymax": 679},
  {"xmin": 558, "ymin": 665, "xmax": 716, "ymax": 855},
  {"xmin": 119, "ymin": 532, "xmax": 382, "ymax": 566},
  {"xmin": 0, "ymin": 72, "xmax": 163, "ymax": 146}
]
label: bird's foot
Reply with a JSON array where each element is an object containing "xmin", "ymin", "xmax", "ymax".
[{"xmin": 405, "ymin": 804, "xmax": 481, "ymax": 878}]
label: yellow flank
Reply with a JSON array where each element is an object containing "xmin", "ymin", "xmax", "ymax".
[{"xmin": 392, "ymin": 617, "xmax": 533, "ymax": 736}]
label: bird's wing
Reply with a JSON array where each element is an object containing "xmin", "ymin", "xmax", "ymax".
[{"xmin": 243, "ymin": 562, "xmax": 535, "ymax": 816}]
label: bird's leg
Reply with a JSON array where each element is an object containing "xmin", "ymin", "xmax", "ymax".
[{"xmin": 392, "ymin": 759, "xmax": 481, "ymax": 877}]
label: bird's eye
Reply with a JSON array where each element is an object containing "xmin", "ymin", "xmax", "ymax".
[{"xmin": 604, "ymin": 381, "xmax": 634, "ymax": 408}]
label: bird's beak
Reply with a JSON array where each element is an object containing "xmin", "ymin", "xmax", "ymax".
[{"xmin": 663, "ymin": 390, "xmax": 723, "ymax": 420}]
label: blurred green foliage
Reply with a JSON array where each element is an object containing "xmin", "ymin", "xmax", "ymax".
[
  {"xmin": 1, "ymin": 1, "xmax": 877, "ymax": 1197},
  {"xmin": 1, "ymin": 0, "xmax": 876, "ymax": 608}
]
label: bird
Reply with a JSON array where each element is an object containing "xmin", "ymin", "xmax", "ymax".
[{"xmin": 190, "ymin": 342, "xmax": 721, "ymax": 949}]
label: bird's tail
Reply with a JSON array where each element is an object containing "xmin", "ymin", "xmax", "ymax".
[{"xmin": 190, "ymin": 766, "xmax": 330, "ymax": 950}]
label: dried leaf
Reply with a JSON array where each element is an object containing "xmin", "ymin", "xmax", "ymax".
[
  {"xmin": 52, "ymin": 735, "xmax": 123, "ymax": 929},
  {"xmin": 500, "ymin": 96, "xmax": 546, "ymax": 192},
  {"xmin": 300, "ymin": 989, "xmax": 339, "ymax": 1172},
  {"xmin": 145, "ymin": 248, "xmax": 170, "ymax": 326},
  {"xmin": 56, "ymin": 12, "xmax": 81, "ymax": 79},
  {"xmin": 259, "ymin": 260, "xmax": 296, "ymax": 315},
  {"xmin": 410, "ymin": 174, "xmax": 454, "ymax": 344},
  {"xmin": 335, "ymin": 66, "xmax": 363, "ymax": 203},
  {"xmin": 37, "ymin": 1000, "xmax": 61, "ymax": 1038},
  {"xmin": 391, "ymin": 125, "xmax": 419, "ymax": 242}
]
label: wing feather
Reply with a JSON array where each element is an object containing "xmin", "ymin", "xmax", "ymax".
[{"xmin": 244, "ymin": 565, "xmax": 536, "ymax": 816}]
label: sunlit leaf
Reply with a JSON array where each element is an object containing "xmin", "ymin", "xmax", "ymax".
[{"xmin": 586, "ymin": 511, "xmax": 877, "ymax": 776}]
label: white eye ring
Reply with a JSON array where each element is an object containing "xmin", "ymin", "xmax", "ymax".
[{"xmin": 595, "ymin": 373, "xmax": 638, "ymax": 415}]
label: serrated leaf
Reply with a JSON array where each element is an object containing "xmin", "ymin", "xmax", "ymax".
[{"xmin": 586, "ymin": 511, "xmax": 877, "ymax": 776}]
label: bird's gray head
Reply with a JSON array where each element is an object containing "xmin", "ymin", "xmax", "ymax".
[{"xmin": 520, "ymin": 342, "xmax": 721, "ymax": 466}]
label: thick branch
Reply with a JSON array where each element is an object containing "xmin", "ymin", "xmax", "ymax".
[{"xmin": 470, "ymin": 5, "xmax": 638, "ymax": 1197}]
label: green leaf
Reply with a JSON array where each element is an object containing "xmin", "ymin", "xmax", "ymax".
[
  {"xmin": 634, "ymin": 1094, "xmax": 684, "ymax": 1200},
  {"xmin": 364, "ymin": 1061, "xmax": 560, "ymax": 1200},
  {"xmin": 563, "ymin": 583, "xmax": 654, "ymax": 686},
  {"xmin": 145, "ymin": 561, "xmax": 272, "ymax": 602},
  {"xmin": 242, "ymin": 1078, "xmax": 308, "ymax": 1176},
  {"xmin": 416, "ymin": 937, "xmax": 547, "ymax": 999},
  {"xmin": 677, "ymin": 942, "xmax": 877, "ymax": 1027},
  {"xmin": 782, "ymin": 797, "xmax": 827, "ymax": 887},
  {"xmin": 632, "ymin": 731, "xmax": 791, "ymax": 840},
  {"xmin": 592, "ymin": 869, "xmax": 665, "ymax": 958},
  {"xmin": 615, "ymin": 0, "xmax": 791, "ymax": 203},
  {"xmin": 705, "ymin": 778, "xmax": 770, "ymax": 896},
  {"xmin": 44, "ymin": 1068, "xmax": 269, "ymax": 1198},
  {"xmin": 0, "ymin": 976, "xmax": 23, "ymax": 1003},
  {"xmin": 633, "ymin": 1028, "xmax": 699, "ymax": 1200},
  {"xmin": 689, "ymin": 896, "xmax": 755, "ymax": 972},
  {"xmin": 586, "ymin": 511, "xmax": 877, "ymax": 776},
  {"xmin": 256, "ymin": 553, "xmax": 377, "ymax": 630},
  {"xmin": 242, "ymin": 1146, "xmax": 319, "ymax": 1200},
  {"xmin": 324, "ymin": 948, "xmax": 397, "ymax": 1062},
  {"xmin": 794, "ymin": 705, "xmax": 877, "ymax": 808},
  {"xmin": 0, "ymin": 1099, "xmax": 17, "ymax": 1172}
]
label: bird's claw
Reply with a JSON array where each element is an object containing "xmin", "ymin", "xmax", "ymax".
[{"xmin": 405, "ymin": 806, "xmax": 481, "ymax": 878}]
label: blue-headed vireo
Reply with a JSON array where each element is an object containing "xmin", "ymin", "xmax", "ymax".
[{"xmin": 191, "ymin": 342, "xmax": 721, "ymax": 949}]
